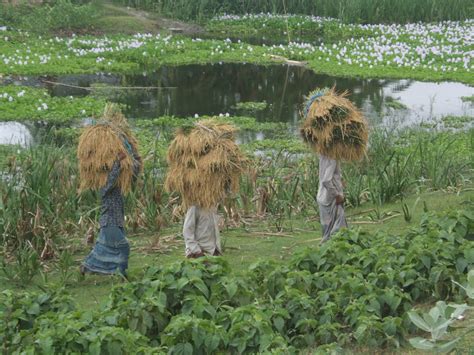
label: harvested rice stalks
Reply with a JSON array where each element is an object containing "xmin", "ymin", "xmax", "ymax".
[
  {"xmin": 301, "ymin": 87, "xmax": 368, "ymax": 161},
  {"xmin": 165, "ymin": 118, "xmax": 247, "ymax": 209},
  {"xmin": 77, "ymin": 103, "xmax": 141, "ymax": 194}
]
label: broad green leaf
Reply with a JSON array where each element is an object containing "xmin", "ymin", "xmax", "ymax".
[
  {"xmin": 408, "ymin": 311, "xmax": 431, "ymax": 332},
  {"xmin": 176, "ymin": 278, "xmax": 189, "ymax": 290},
  {"xmin": 273, "ymin": 317, "xmax": 285, "ymax": 333},
  {"xmin": 184, "ymin": 342, "xmax": 193, "ymax": 355},
  {"xmin": 420, "ymin": 256, "xmax": 431, "ymax": 270},
  {"xmin": 259, "ymin": 334, "xmax": 274, "ymax": 351},
  {"xmin": 354, "ymin": 324, "xmax": 367, "ymax": 341},
  {"xmin": 106, "ymin": 340, "xmax": 122, "ymax": 355},
  {"xmin": 435, "ymin": 337, "xmax": 461, "ymax": 353},
  {"xmin": 38, "ymin": 337, "xmax": 53, "ymax": 353},
  {"xmin": 431, "ymin": 319, "xmax": 452, "ymax": 340},
  {"xmin": 128, "ymin": 317, "xmax": 139, "ymax": 331},
  {"xmin": 209, "ymin": 334, "xmax": 222, "ymax": 351},
  {"xmin": 464, "ymin": 248, "xmax": 474, "ymax": 263},
  {"xmin": 105, "ymin": 315, "xmax": 117, "ymax": 326},
  {"xmin": 88, "ymin": 341, "xmax": 101, "ymax": 355},
  {"xmin": 193, "ymin": 280, "xmax": 209, "ymax": 298},
  {"xmin": 225, "ymin": 282, "xmax": 238, "ymax": 299},
  {"xmin": 468, "ymin": 270, "xmax": 474, "ymax": 289},
  {"xmin": 143, "ymin": 311, "xmax": 153, "ymax": 329},
  {"xmin": 422, "ymin": 313, "xmax": 436, "ymax": 328},
  {"xmin": 156, "ymin": 292, "xmax": 167, "ymax": 312},
  {"xmin": 428, "ymin": 303, "xmax": 443, "ymax": 322},
  {"xmin": 409, "ymin": 337, "xmax": 435, "ymax": 350},
  {"xmin": 27, "ymin": 303, "xmax": 40, "ymax": 315},
  {"xmin": 449, "ymin": 304, "xmax": 469, "ymax": 319}
]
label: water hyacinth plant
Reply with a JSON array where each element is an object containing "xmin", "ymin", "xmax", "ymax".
[
  {"xmin": 0, "ymin": 18, "xmax": 472, "ymax": 83},
  {"xmin": 0, "ymin": 86, "xmax": 106, "ymax": 124}
]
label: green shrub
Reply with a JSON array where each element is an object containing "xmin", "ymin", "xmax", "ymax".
[{"xmin": 0, "ymin": 0, "xmax": 99, "ymax": 33}]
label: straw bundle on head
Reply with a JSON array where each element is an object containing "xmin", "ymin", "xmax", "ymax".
[
  {"xmin": 165, "ymin": 119, "xmax": 247, "ymax": 209},
  {"xmin": 102, "ymin": 103, "xmax": 140, "ymax": 159},
  {"xmin": 300, "ymin": 87, "xmax": 368, "ymax": 161},
  {"xmin": 77, "ymin": 104, "xmax": 142, "ymax": 194}
]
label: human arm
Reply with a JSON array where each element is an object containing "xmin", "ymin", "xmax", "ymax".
[
  {"xmin": 320, "ymin": 157, "xmax": 339, "ymax": 197},
  {"xmin": 100, "ymin": 155, "xmax": 124, "ymax": 197}
]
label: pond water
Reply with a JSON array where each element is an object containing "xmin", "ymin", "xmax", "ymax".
[
  {"xmin": 0, "ymin": 122, "xmax": 32, "ymax": 147},
  {"xmin": 195, "ymin": 34, "xmax": 321, "ymax": 46},
  {"xmin": 1, "ymin": 63, "xmax": 473, "ymax": 144}
]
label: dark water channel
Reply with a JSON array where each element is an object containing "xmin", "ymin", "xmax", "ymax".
[{"xmin": 1, "ymin": 63, "xmax": 473, "ymax": 146}]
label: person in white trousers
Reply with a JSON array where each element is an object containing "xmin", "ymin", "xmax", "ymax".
[{"xmin": 317, "ymin": 155, "xmax": 348, "ymax": 243}]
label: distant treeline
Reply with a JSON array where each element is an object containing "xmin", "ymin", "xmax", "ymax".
[{"xmin": 110, "ymin": 0, "xmax": 473, "ymax": 23}]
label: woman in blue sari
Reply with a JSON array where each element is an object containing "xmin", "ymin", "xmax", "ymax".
[{"xmin": 81, "ymin": 150, "xmax": 140, "ymax": 276}]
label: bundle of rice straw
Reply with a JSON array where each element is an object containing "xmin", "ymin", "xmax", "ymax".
[
  {"xmin": 165, "ymin": 118, "xmax": 247, "ymax": 209},
  {"xmin": 77, "ymin": 103, "xmax": 142, "ymax": 194},
  {"xmin": 300, "ymin": 87, "xmax": 368, "ymax": 161}
]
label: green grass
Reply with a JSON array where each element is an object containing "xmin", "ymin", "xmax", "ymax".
[
  {"xmin": 2, "ymin": 187, "xmax": 473, "ymax": 312},
  {"xmin": 3, "ymin": 185, "xmax": 474, "ymax": 352},
  {"xmin": 0, "ymin": 145, "xmax": 20, "ymax": 169},
  {"xmin": 92, "ymin": 2, "xmax": 163, "ymax": 34},
  {"xmin": 95, "ymin": 16, "xmax": 158, "ymax": 34}
]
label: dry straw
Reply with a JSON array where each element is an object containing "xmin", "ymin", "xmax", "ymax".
[
  {"xmin": 165, "ymin": 119, "xmax": 247, "ymax": 209},
  {"xmin": 77, "ymin": 103, "xmax": 141, "ymax": 194},
  {"xmin": 300, "ymin": 87, "xmax": 368, "ymax": 161}
]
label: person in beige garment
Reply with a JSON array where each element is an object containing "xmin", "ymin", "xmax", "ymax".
[
  {"xmin": 317, "ymin": 154, "xmax": 348, "ymax": 243},
  {"xmin": 182, "ymin": 205, "xmax": 222, "ymax": 258}
]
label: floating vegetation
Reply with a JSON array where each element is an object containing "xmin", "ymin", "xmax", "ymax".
[
  {"xmin": 461, "ymin": 95, "xmax": 474, "ymax": 103},
  {"xmin": 0, "ymin": 86, "xmax": 106, "ymax": 124},
  {"xmin": 441, "ymin": 115, "xmax": 473, "ymax": 129},
  {"xmin": 385, "ymin": 96, "xmax": 408, "ymax": 110},
  {"xmin": 0, "ymin": 19, "xmax": 472, "ymax": 84},
  {"xmin": 233, "ymin": 100, "xmax": 269, "ymax": 113}
]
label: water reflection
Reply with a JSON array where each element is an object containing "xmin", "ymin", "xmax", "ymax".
[
  {"xmin": 3, "ymin": 63, "xmax": 473, "ymax": 128},
  {"xmin": 0, "ymin": 122, "xmax": 33, "ymax": 147}
]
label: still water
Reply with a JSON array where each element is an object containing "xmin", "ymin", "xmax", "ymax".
[
  {"xmin": 0, "ymin": 122, "xmax": 32, "ymax": 147},
  {"xmin": 1, "ymin": 63, "xmax": 472, "ymax": 144}
]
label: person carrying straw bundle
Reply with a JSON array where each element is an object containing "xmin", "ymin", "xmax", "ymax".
[
  {"xmin": 165, "ymin": 118, "xmax": 246, "ymax": 258},
  {"xmin": 77, "ymin": 103, "xmax": 142, "ymax": 276},
  {"xmin": 300, "ymin": 87, "xmax": 368, "ymax": 243}
]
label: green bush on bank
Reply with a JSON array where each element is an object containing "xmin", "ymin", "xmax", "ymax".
[{"xmin": 0, "ymin": 0, "xmax": 99, "ymax": 34}]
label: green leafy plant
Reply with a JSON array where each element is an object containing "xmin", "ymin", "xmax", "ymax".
[
  {"xmin": 161, "ymin": 315, "xmax": 227, "ymax": 354},
  {"xmin": 1, "ymin": 244, "xmax": 41, "ymax": 285},
  {"xmin": 409, "ymin": 270, "xmax": 474, "ymax": 353}
]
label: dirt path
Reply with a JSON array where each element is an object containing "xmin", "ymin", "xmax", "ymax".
[{"xmin": 103, "ymin": 3, "xmax": 205, "ymax": 36}]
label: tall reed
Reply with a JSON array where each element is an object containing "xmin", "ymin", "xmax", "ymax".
[
  {"xmin": 1, "ymin": 126, "xmax": 471, "ymax": 250},
  {"xmin": 111, "ymin": 0, "xmax": 472, "ymax": 23}
]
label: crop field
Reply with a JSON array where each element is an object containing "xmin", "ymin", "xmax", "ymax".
[{"xmin": 0, "ymin": 1, "xmax": 473, "ymax": 354}]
